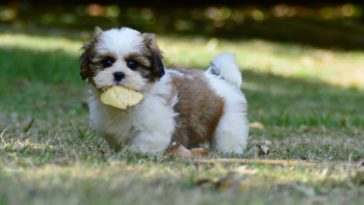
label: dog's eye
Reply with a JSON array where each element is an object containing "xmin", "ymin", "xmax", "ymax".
[
  {"xmin": 101, "ymin": 58, "xmax": 115, "ymax": 68},
  {"xmin": 126, "ymin": 59, "xmax": 138, "ymax": 70}
]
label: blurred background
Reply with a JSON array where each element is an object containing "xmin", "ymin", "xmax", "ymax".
[{"xmin": 1, "ymin": 0, "xmax": 364, "ymax": 49}]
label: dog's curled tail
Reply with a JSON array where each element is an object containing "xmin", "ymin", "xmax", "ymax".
[{"xmin": 207, "ymin": 52, "xmax": 243, "ymax": 88}]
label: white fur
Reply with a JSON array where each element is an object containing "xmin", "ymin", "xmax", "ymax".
[
  {"xmin": 95, "ymin": 28, "xmax": 143, "ymax": 57},
  {"xmin": 87, "ymin": 27, "xmax": 249, "ymax": 154},
  {"xmin": 205, "ymin": 53, "xmax": 248, "ymax": 154},
  {"xmin": 89, "ymin": 72, "xmax": 177, "ymax": 153},
  {"xmin": 92, "ymin": 28, "xmax": 149, "ymax": 91},
  {"xmin": 207, "ymin": 53, "xmax": 243, "ymax": 88}
]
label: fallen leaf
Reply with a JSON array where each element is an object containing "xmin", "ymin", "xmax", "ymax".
[
  {"xmin": 249, "ymin": 121, "xmax": 264, "ymax": 129},
  {"xmin": 166, "ymin": 143, "xmax": 192, "ymax": 159},
  {"xmin": 166, "ymin": 142, "xmax": 209, "ymax": 159},
  {"xmin": 190, "ymin": 148, "xmax": 209, "ymax": 158},
  {"xmin": 256, "ymin": 144, "xmax": 270, "ymax": 156}
]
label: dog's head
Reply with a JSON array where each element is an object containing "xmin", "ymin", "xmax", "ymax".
[{"xmin": 80, "ymin": 27, "xmax": 165, "ymax": 91}]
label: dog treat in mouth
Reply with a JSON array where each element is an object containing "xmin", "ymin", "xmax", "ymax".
[{"xmin": 100, "ymin": 86, "xmax": 143, "ymax": 109}]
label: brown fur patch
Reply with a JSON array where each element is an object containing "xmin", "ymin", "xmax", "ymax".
[
  {"xmin": 80, "ymin": 40, "xmax": 97, "ymax": 81},
  {"xmin": 141, "ymin": 33, "xmax": 165, "ymax": 80},
  {"xmin": 171, "ymin": 69, "xmax": 224, "ymax": 148},
  {"xmin": 80, "ymin": 27, "xmax": 104, "ymax": 81}
]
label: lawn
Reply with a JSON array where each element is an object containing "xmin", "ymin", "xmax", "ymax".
[{"xmin": 1, "ymin": 28, "xmax": 364, "ymax": 205}]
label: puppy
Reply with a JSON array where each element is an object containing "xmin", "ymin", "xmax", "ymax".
[{"xmin": 80, "ymin": 27, "xmax": 249, "ymax": 154}]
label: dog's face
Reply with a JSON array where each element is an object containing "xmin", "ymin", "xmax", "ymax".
[{"xmin": 80, "ymin": 27, "xmax": 164, "ymax": 91}]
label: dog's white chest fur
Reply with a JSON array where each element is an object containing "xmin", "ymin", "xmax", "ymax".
[
  {"xmin": 88, "ymin": 72, "xmax": 178, "ymax": 153},
  {"xmin": 89, "ymin": 94, "xmax": 135, "ymax": 144}
]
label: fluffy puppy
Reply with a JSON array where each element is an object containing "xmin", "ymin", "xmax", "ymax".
[{"xmin": 80, "ymin": 27, "xmax": 249, "ymax": 154}]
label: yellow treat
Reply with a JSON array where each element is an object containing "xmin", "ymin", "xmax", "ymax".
[{"xmin": 100, "ymin": 86, "xmax": 143, "ymax": 109}]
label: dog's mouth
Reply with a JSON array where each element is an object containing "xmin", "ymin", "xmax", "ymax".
[
  {"xmin": 90, "ymin": 73, "xmax": 145, "ymax": 94},
  {"xmin": 93, "ymin": 81, "xmax": 125, "ymax": 92},
  {"xmin": 97, "ymin": 84, "xmax": 140, "ymax": 93}
]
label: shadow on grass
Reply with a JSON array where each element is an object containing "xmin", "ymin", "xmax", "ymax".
[
  {"xmin": 0, "ymin": 47, "xmax": 81, "ymax": 86},
  {"xmin": 244, "ymin": 70, "xmax": 364, "ymax": 128}
]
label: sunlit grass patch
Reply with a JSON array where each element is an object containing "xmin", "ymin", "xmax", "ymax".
[
  {"xmin": 1, "ymin": 33, "xmax": 364, "ymax": 88},
  {"xmin": 0, "ymin": 34, "xmax": 80, "ymax": 54},
  {"xmin": 159, "ymin": 36, "xmax": 364, "ymax": 88}
]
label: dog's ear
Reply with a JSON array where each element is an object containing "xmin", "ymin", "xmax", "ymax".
[
  {"xmin": 80, "ymin": 42, "xmax": 93, "ymax": 80},
  {"xmin": 80, "ymin": 27, "xmax": 102, "ymax": 80},
  {"xmin": 93, "ymin": 26, "xmax": 103, "ymax": 38},
  {"xmin": 142, "ymin": 33, "xmax": 165, "ymax": 80}
]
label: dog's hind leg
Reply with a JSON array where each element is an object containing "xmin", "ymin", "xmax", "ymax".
[{"xmin": 212, "ymin": 104, "xmax": 249, "ymax": 154}]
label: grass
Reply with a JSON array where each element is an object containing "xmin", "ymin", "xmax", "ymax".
[{"xmin": 1, "ymin": 29, "xmax": 364, "ymax": 205}]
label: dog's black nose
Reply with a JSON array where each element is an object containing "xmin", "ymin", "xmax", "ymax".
[{"xmin": 113, "ymin": 72, "xmax": 125, "ymax": 82}]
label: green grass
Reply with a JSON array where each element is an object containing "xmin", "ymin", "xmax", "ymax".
[{"xmin": 1, "ymin": 31, "xmax": 364, "ymax": 205}]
